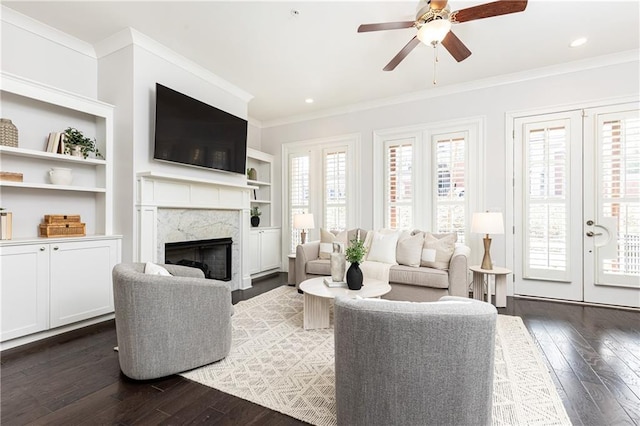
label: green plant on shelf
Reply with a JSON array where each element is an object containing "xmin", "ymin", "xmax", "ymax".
[
  {"xmin": 250, "ymin": 206, "xmax": 261, "ymax": 217},
  {"xmin": 63, "ymin": 127, "xmax": 104, "ymax": 159}
]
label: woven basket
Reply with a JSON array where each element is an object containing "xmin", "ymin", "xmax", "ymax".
[
  {"xmin": 0, "ymin": 119, "xmax": 18, "ymax": 147},
  {"xmin": 39, "ymin": 223, "xmax": 86, "ymax": 237},
  {"xmin": 44, "ymin": 214, "xmax": 81, "ymax": 224}
]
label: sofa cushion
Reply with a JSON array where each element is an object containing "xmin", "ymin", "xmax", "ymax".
[
  {"xmin": 396, "ymin": 231, "xmax": 424, "ymax": 267},
  {"xmin": 319, "ymin": 229, "xmax": 348, "ymax": 259},
  {"xmin": 144, "ymin": 262, "xmax": 172, "ymax": 276},
  {"xmin": 367, "ymin": 229, "xmax": 401, "ymax": 264},
  {"xmin": 389, "ymin": 265, "xmax": 450, "ymax": 289},
  {"xmin": 421, "ymin": 232, "xmax": 457, "ymax": 270},
  {"xmin": 306, "ymin": 259, "xmax": 331, "ymax": 276}
]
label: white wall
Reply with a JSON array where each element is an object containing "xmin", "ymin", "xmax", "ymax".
[
  {"xmin": 1, "ymin": 9, "xmax": 97, "ymax": 98},
  {"xmin": 260, "ymin": 59, "xmax": 640, "ymax": 270}
]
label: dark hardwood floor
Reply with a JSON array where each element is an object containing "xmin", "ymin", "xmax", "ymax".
[{"xmin": 2, "ymin": 273, "xmax": 639, "ymax": 425}]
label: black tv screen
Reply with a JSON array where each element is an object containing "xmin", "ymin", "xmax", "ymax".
[{"xmin": 154, "ymin": 83, "xmax": 247, "ymax": 175}]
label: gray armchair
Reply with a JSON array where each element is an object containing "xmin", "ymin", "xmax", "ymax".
[
  {"xmin": 112, "ymin": 263, "xmax": 232, "ymax": 380},
  {"xmin": 334, "ymin": 296, "xmax": 497, "ymax": 426}
]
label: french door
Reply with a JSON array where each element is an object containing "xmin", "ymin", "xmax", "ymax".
[{"xmin": 514, "ymin": 103, "xmax": 640, "ymax": 308}]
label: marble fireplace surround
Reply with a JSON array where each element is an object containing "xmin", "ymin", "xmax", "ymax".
[{"xmin": 136, "ymin": 172, "xmax": 254, "ymax": 290}]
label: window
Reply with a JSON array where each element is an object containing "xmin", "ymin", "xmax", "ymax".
[
  {"xmin": 289, "ymin": 153, "xmax": 310, "ymax": 252},
  {"xmin": 284, "ymin": 134, "xmax": 360, "ymax": 254},
  {"xmin": 385, "ymin": 141, "xmax": 413, "ymax": 229},
  {"xmin": 434, "ymin": 134, "xmax": 466, "ymax": 242},
  {"xmin": 324, "ymin": 149, "xmax": 347, "ymax": 231}
]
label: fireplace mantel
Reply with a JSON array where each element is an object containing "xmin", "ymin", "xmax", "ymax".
[
  {"xmin": 135, "ymin": 171, "xmax": 253, "ymax": 290},
  {"xmin": 137, "ymin": 171, "xmax": 257, "ymax": 210}
]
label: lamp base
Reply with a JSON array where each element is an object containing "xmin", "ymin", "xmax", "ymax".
[
  {"xmin": 481, "ymin": 236, "xmax": 493, "ymax": 270},
  {"xmin": 300, "ymin": 230, "xmax": 308, "ymax": 245}
]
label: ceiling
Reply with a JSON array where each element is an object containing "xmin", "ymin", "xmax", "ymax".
[{"xmin": 4, "ymin": 1, "xmax": 639, "ymax": 124}]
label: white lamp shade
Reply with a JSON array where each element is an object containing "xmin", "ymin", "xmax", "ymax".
[
  {"xmin": 293, "ymin": 213, "xmax": 315, "ymax": 230},
  {"xmin": 471, "ymin": 212, "xmax": 504, "ymax": 235},
  {"xmin": 417, "ymin": 19, "xmax": 452, "ymax": 45}
]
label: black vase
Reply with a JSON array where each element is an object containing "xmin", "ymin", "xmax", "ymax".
[
  {"xmin": 251, "ymin": 216, "xmax": 260, "ymax": 227},
  {"xmin": 346, "ymin": 262, "xmax": 363, "ymax": 290}
]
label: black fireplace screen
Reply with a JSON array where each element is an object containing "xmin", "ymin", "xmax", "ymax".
[{"xmin": 164, "ymin": 238, "xmax": 232, "ymax": 281}]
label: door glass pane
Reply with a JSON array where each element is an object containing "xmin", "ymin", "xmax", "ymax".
[
  {"xmin": 599, "ymin": 115, "xmax": 640, "ymax": 279},
  {"xmin": 524, "ymin": 123, "xmax": 570, "ymax": 280}
]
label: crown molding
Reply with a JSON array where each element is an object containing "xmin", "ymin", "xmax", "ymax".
[
  {"xmin": 259, "ymin": 49, "xmax": 640, "ymax": 128},
  {"xmin": 1, "ymin": 5, "xmax": 96, "ymax": 58},
  {"xmin": 94, "ymin": 28, "xmax": 253, "ymax": 104}
]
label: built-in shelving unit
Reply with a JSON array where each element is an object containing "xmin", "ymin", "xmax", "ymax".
[
  {"xmin": 246, "ymin": 148, "xmax": 273, "ymax": 227},
  {"xmin": 0, "ymin": 72, "xmax": 121, "ymax": 349}
]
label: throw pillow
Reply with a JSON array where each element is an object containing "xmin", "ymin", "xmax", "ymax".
[
  {"xmin": 421, "ymin": 232, "xmax": 457, "ymax": 270},
  {"xmin": 319, "ymin": 229, "xmax": 347, "ymax": 259},
  {"xmin": 144, "ymin": 262, "xmax": 172, "ymax": 276},
  {"xmin": 367, "ymin": 229, "xmax": 401, "ymax": 264},
  {"xmin": 396, "ymin": 231, "xmax": 424, "ymax": 267}
]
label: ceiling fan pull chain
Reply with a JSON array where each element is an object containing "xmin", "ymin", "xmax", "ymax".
[{"xmin": 433, "ymin": 43, "xmax": 439, "ymax": 85}]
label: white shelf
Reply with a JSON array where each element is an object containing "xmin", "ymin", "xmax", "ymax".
[
  {"xmin": 0, "ymin": 146, "xmax": 106, "ymax": 165},
  {"xmin": 0, "ymin": 181, "xmax": 106, "ymax": 193},
  {"xmin": 251, "ymin": 200, "xmax": 271, "ymax": 204},
  {"xmin": 247, "ymin": 179, "xmax": 271, "ymax": 187}
]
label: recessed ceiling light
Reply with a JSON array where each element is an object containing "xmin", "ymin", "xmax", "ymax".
[
  {"xmin": 570, "ymin": 37, "xmax": 587, "ymax": 48},
  {"xmin": 305, "ymin": 98, "xmax": 314, "ymax": 104}
]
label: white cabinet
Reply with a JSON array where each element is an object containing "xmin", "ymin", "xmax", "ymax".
[
  {"xmin": 0, "ymin": 237, "xmax": 121, "ymax": 342},
  {"xmin": 49, "ymin": 239, "xmax": 118, "ymax": 327},
  {"xmin": 0, "ymin": 244, "xmax": 49, "ymax": 341},
  {"xmin": 249, "ymin": 228, "xmax": 281, "ymax": 275},
  {"xmin": 247, "ymin": 148, "xmax": 273, "ymax": 228}
]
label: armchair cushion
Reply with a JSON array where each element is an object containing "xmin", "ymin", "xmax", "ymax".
[{"xmin": 144, "ymin": 261, "xmax": 172, "ymax": 276}]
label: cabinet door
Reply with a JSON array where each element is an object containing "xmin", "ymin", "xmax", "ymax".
[
  {"xmin": 248, "ymin": 231, "xmax": 261, "ymax": 274},
  {"xmin": 49, "ymin": 239, "xmax": 118, "ymax": 328},
  {"xmin": 260, "ymin": 229, "xmax": 281, "ymax": 271},
  {"xmin": 1, "ymin": 244, "xmax": 49, "ymax": 341}
]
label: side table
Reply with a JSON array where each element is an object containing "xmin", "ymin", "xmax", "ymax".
[
  {"xmin": 287, "ymin": 254, "xmax": 296, "ymax": 286},
  {"xmin": 469, "ymin": 265, "xmax": 512, "ymax": 308}
]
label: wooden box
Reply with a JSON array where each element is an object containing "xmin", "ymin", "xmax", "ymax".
[
  {"xmin": 0, "ymin": 172, "xmax": 23, "ymax": 182},
  {"xmin": 39, "ymin": 222, "xmax": 86, "ymax": 237},
  {"xmin": 44, "ymin": 214, "xmax": 81, "ymax": 224}
]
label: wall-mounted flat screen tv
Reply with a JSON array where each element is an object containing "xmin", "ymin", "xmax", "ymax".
[{"xmin": 154, "ymin": 83, "xmax": 247, "ymax": 175}]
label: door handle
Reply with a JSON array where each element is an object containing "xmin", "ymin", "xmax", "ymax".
[{"xmin": 586, "ymin": 231, "xmax": 603, "ymax": 237}]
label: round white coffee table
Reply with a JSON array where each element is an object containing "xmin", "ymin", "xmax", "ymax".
[{"xmin": 299, "ymin": 276, "xmax": 391, "ymax": 330}]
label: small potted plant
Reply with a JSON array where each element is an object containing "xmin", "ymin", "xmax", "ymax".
[
  {"xmin": 345, "ymin": 237, "xmax": 367, "ymax": 290},
  {"xmin": 250, "ymin": 206, "xmax": 261, "ymax": 227},
  {"xmin": 63, "ymin": 127, "xmax": 104, "ymax": 159}
]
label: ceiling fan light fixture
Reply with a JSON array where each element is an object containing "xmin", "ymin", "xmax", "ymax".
[{"xmin": 417, "ymin": 18, "xmax": 451, "ymax": 45}]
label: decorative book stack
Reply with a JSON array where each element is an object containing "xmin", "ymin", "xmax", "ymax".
[
  {"xmin": 39, "ymin": 214, "xmax": 86, "ymax": 237},
  {"xmin": 323, "ymin": 277, "xmax": 347, "ymax": 288}
]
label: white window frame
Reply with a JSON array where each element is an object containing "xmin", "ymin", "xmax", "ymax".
[
  {"xmin": 373, "ymin": 118, "xmax": 484, "ymax": 249},
  {"xmin": 282, "ymin": 133, "xmax": 361, "ymax": 256}
]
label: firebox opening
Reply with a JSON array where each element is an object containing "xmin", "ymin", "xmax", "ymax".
[{"xmin": 164, "ymin": 238, "xmax": 232, "ymax": 281}]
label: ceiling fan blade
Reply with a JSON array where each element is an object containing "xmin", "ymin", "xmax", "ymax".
[
  {"xmin": 358, "ymin": 21, "xmax": 415, "ymax": 32},
  {"xmin": 452, "ymin": 0, "xmax": 527, "ymax": 23},
  {"xmin": 383, "ymin": 36, "xmax": 421, "ymax": 71},
  {"xmin": 430, "ymin": 0, "xmax": 448, "ymax": 9},
  {"xmin": 441, "ymin": 31, "xmax": 471, "ymax": 62}
]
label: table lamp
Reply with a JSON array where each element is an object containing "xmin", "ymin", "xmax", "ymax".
[
  {"xmin": 471, "ymin": 211, "xmax": 504, "ymax": 270},
  {"xmin": 293, "ymin": 213, "xmax": 315, "ymax": 245}
]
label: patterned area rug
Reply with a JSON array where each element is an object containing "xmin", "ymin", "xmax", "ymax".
[{"xmin": 182, "ymin": 286, "xmax": 571, "ymax": 425}]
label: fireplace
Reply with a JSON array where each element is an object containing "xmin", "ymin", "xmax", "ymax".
[{"xmin": 164, "ymin": 238, "xmax": 232, "ymax": 281}]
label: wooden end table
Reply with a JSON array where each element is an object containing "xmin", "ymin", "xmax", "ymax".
[{"xmin": 299, "ymin": 276, "xmax": 391, "ymax": 330}]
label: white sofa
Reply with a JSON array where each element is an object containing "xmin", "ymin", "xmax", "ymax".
[{"xmin": 295, "ymin": 228, "xmax": 470, "ymax": 302}]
